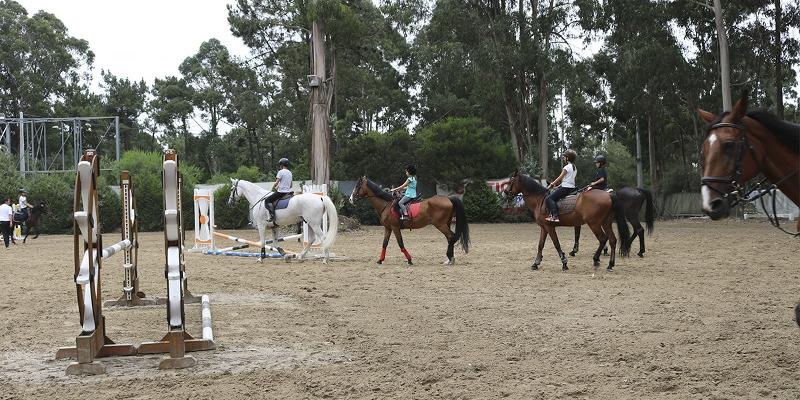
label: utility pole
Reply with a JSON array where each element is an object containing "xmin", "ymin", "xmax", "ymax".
[
  {"xmin": 712, "ymin": 0, "xmax": 732, "ymax": 111},
  {"xmin": 19, "ymin": 111, "xmax": 25, "ymax": 174},
  {"xmin": 309, "ymin": 15, "xmax": 330, "ymax": 185}
]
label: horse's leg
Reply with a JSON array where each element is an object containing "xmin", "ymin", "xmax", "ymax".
[
  {"xmin": 302, "ymin": 222, "xmax": 325, "ymax": 262},
  {"xmin": 393, "ymin": 227, "xmax": 413, "ymax": 266},
  {"xmin": 546, "ymin": 226, "xmax": 568, "ymax": 271},
  {"xmin": 604, "ymin": 220, "xmax": 618, "ymax": 271},
  {"xmin": 378, "ymin": 227, "xmax": 391, "ymax": 265},
  {"xmin": 587, "ymin": 223, "xmax": 608, "ymax": 270},
  {"xmin": 532, "ymin": 226, "xmax": 547, "ymax": 270},
  {"xmin": 22, "ymin": 223, "xmax": 29, "ymax": 243},
  {"xmin": 434, "ymin": 222, "xmax": 456, "ymax": 265},
  {"xmin": 569, "ymin": 226, "xmax": 580, "ymax": 257},
  {"xmin": 255, "ymin": 223, "xmax": 266, "ymax": 263},
  {"xmin": 630, "ymin": 217, "xmax": 645, "ymax": 257}
]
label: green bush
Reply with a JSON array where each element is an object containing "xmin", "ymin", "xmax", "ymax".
[
  {"xmin": 463, "ymin": 181, "xmax": 503, "ymax": 222},
  {"xmin": 110, "ymin": 150, "xmax": 200, "ymax": 231},
  {"xmin": 208, "ymin": 165, "xmax": 267, "ymax": 184},
  {"xmin": 213, "ymin": 184, "xmax": 251, "ymax": 229}
]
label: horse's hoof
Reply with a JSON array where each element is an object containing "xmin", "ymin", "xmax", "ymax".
[
  {"xmin": 593, "ymin": 260, "xmax": 600, "ymax": 267},
  {"xmin": 443, "ymin": 258, "xmax": 454, "ymax": 265},
  {"xmin": 531, "ymin": 264, "xmax": 539, "ymax": 271},
  {"xmin": 376, "ymin": 260, "xmax": 383, "ymax": 265},
  {"xmin": 569, "ymin": 251, "xmax": 577, "ymax": 257},
  {"xmin": 606, "ymin": 266, "xmax": 614, "ymax": 272},
  {"xmin": 562, "ymin": 266, "xmax": 569, "ymax": 271},
  {"xmin": 256, "ymin": 258, "xmax": 264, "ymax": 264},
  {"xmin": 638, "ymin": 253, "xmax": 644, "ymax": 258},
  {"xmin": 407, "ymin": 260, "xmax": 413, "ymax": 266}
]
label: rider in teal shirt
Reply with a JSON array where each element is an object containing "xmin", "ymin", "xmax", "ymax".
[{"xmin": 390, "ymin": 164, "xmax": 418, "ymax": 219}]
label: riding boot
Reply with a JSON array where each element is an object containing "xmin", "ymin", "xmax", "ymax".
[{"xmin": 266, "ymin": 204, "xmax": 275, "ymax": 222}]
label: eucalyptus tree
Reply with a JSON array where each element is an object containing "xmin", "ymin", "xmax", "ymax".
[{"xmin": 0, "ymin": 0, "xmax": 94, "ymax": 116}]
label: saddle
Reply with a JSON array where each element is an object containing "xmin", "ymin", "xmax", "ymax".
[
  {"xmin": 265, "ymin": 192, "xmax": 294, "ymax": 211},
  {"xmin": 541, "ymin": 194, "xmax": 579, "ymax": 215},
  {"xmin": 13, "ymin": 211, "xmax": 28, "ymax": 224},
  {"xmin": 391, "ymin": 195, "xmax": 423, "ymax": 220}
]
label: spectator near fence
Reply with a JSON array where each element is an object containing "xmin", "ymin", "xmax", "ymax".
[{"xmin": 0, "ymin": 197, "xmax": 13, "ymax": 248}]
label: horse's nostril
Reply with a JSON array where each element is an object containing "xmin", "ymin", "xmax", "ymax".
[{"xmin": 709, "ymin": 198, "xmax": 724, "ymax": 209}]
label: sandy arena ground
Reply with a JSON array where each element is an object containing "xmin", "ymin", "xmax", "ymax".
[{"xmin": 1, "ymin": 219, "xmax": 799, "ymax": 399}]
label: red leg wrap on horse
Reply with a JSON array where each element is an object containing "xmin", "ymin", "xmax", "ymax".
[
  {"xmin": 380, "ymin": 247, "xmax": 387, "ymax": 261},
  {"xmin": 400, "ymin": 247, "xmax": 412, "ymax": 260}
]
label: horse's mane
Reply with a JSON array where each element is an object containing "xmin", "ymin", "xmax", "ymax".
[
  {"xmin": 366, "ymin": 179, "xmax": 393, "ymax": 201},
  {"xmin": 518, "ymin": 174, "xmax": 548, "ymax": 195},
  {"xmin": 747, "ymin": 111, "xmax": 800, "ymax": 155}
]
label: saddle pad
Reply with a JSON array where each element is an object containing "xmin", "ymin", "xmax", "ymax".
[
  {"xmin": 541, "ymin": 194, "xmax": 578, "ymax": 215},
  {"xmin": 390, "ymin": 202, "xmax": 422, "ymax": 219},
  {"xmin": 275, "ymin": 197, "xmax": 292, "ymax": 210}
]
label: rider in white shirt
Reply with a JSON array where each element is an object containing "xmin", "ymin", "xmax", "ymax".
[
  {"xmin": 18, "ymin": 188, "xmax": 32, "ymax": 221},
  {"xmin": 545, "ymin": 150, "xmax": 578, "ymax": 223},
  {"xmin": 265, "ymin": 158, "xmax": 293, "ymax": 222}
]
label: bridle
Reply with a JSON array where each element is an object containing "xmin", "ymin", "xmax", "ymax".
[
  {"xmin": 701, "ymin": 120, "xmax": 800, "ymax": 237},
  {"xmin": 700, "ymin": 122, "xmax": 757, "ymax": 206},
  {"xmin": 228, "ymin": 179, "xmax": 240, "ymax": 204}
]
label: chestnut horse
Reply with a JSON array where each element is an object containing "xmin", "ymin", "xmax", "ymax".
[
  {"xmin": 349, "ymin": 176, "xmax": 470, "ymax": 265},
  {"xmin": 504, "ymin": 170, "xmax": 631, "ymax": 271},
  {"xmin": 697, "ymin": 95, "xmax": 799, "ymax": 325}
]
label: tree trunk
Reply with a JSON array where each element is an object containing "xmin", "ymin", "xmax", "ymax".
[
  {"xmin": 635, "ymin": 118, "xmax": 643, "ymax": 188},
  {"xmin": 713, "ymin": 0, "xmax": 732, "ymax": 111},
  {"xmin": 538, "ymin": 76, "xmax": 549, "ymax": 180},
  {"xmin": 647, "ymin": 115, "xmax": 657, "ymax": 192},
  {"xmin": 774, "ymin": 0, "xmax": 783, "ymax": 118},
  {"xmin": 310, "ymin": 19, "xmax": 330, "ymax": 185}
]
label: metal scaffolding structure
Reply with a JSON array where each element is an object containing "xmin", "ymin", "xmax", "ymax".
[{"xmin": 0, "ymin": 113, "xmax": 120, "ymax": 174}]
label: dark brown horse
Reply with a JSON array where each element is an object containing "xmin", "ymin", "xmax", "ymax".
[
  {"xmin": 349, "ymin": 176, "xmax": 470, "ymax": 265},
  {"xmin": 505, "ymin": 170, "xmax": 631, "ymax": 271},
  {"xmin": 697, "ymin": 95, "xmax": 799, "ymax": 325},
  {"xmin": 571, "ymin": 186, "xmax": 655, "ymax": 257},
  {"xmin": 12, "ymin": 202, "xmax": 47, "ymax": 243}
]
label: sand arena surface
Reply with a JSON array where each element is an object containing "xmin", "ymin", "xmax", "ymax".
[{"xmin": 1, "ymin": 220, "xmax": 799, "ymax": 399}]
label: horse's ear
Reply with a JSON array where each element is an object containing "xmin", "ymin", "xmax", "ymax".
[
  {"xmin": 731, "ymin": 94, "xmax": 748, "ymax": 120},
  {"xmin": 697, "ymin": 109, "xmax": 715, "ymax": 123},
  {"xmin": 230, "ymin": 177, "xmax": 235, "ymax": 183}
]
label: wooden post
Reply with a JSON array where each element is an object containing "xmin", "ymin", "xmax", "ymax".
[
  {"xmin": 310, "ymin": 17, "xmax": 330, "ymax": 185},
  {"xmin": 712, "ymin": 0, "xmax": 732, "ymax": 111}
]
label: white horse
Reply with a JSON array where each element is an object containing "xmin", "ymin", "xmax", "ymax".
[{"xmin": 228, "ymin": 178, "xmax": 338, "ymax": 263}]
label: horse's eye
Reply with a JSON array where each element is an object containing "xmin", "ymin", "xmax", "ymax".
[{"xmin": 721, "ymin": 141, "xmax": 736, "ymax": 152}]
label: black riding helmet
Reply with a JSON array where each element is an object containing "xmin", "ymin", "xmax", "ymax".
[
  {"xmin": 594, "ymin": 154, "xmax": 607, "ymax": 165},
  {"xmin": 278, "ymin": 158, "xmax": 290, "ymax": 167}
]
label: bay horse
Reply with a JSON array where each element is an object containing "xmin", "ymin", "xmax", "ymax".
[
  {"xmin": 570, "ymin": 186, "xmax": 655, "ymax": 257},
  {"xmin": 227, "ymin": 178, "xmax": 339, "ymax": 263},
  {"xmin": 349, "ymin": 176, "xmax": 470, "ymax": 265},
  {"xmin": 697, "ymin": 95, "xmax": 799, "ymax": 324},
  {"xmin": 504, "ymin": 170, "xmax": 631, "ymax": 271},
  {"xmin": 12, "ymin": 202, "xmax": 47, "ymax": 243}
]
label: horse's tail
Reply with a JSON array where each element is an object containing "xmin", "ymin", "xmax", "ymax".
[
  {"xmin": 611, "ymin": 192, "xmax": 631, "ymax": 257},
  {"xmin": 449, "ymin": 196, "xmax": 470, "ymax": 253},
  {"xmin": 321, "ymin": 195, "xmax": 339, "ymax": 250},
  {"xmin": 637, "ymin": 187, "xmax": 655, "ymax": 235}
]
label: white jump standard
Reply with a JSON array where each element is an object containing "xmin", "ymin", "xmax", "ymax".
[
  {"xmin": 55, "ymin": 149, "xmax": 138, "ymax": 375},
  {"xmin": 104, "ymin": 170, "xmax": 157, "ymax": 307},
  {"xmin": 137, "ymin": 149, "xmax": 215, "ymax": 369}
]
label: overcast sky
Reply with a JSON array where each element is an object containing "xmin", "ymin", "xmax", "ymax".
[
  {"xmin": 16, "ymin": 0, "xmax": 800, "ymax": 109},
  {"xmin": 18, "ymin": 0, "xmax": 250, "ymax": 86}
]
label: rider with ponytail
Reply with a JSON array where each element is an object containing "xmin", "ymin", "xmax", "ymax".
[{"xmin": 545, "ymin": 149, "xmax": 578, "ymax": 223}]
